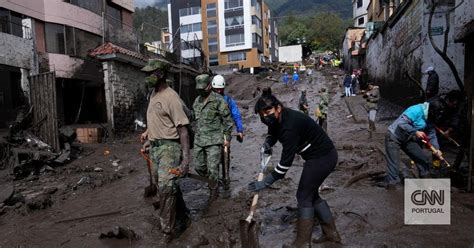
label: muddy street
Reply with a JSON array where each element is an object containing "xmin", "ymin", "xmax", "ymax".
[{"xmin": 1, "ymin": 68, "xmax": 474, "ymax": 247}]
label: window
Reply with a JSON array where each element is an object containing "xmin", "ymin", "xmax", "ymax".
[
  {"xmin": 224, "ymin": 0, "xmax": 243, "ymax": 10},
  {"xmin": 181, "ymin": 23, "xmax": 202, "ymax": 33},
  {"xmin": 226, "ymin": 33, "xmax": 245, "ymax": 46},
  {"xmin": 252, "ymin": 33, "xmax": 262, "ymax": 46},
  {"xmin": 45, "ymin": 23, "xmax": 65, "ymax": 54},
  {"xmin": 358, "ymin": 17, "xmax": 364, "ymax": 25},
  {"xmin": 357, "ymin": 0, "xmax": 363, "ymax": 8},
  {"xmin": 225, "ymin": 16, "xmax": 244, "ymax": 29},
  {"xmin": 181, "ymin": 40, "xmax": 201, "ymax": 50},
  {"xmin": 45, "ymin": 22, "xmax": 101, "ymax": 56},
  {"xmin": 252, "ymin": 16, "xmax": 261, "ymax": 29},
  {"xmin": 179, "ymin": 7, "xmax": 201, "ymax": 17},
  {"xmin": 0, "ymin": 8, "xmax": 31, "ymax": 39},
  {"xmin": 208, "ymin": 43, "xmax": 218, "ymax": 53},
  {"xmin": 66, "ymin": 0, "xmax": 102, "ymax": 15},
  {"xmin": 106, "ymin": 3, "xmax": 122, "ymax": 28},
  {"xmin": 207, "ymin": 3, "xmax": 216, "ymax": 17},
  {"xmin": 74, "ymin": 28, "xmax": 101, "ymax": 57},
  {"xmin": 208, "ymin": 37, "xmax": 218, "ymax": 53},
  {"xmin": 207, "ymin": 20, "xmax": 217, "ymax": 35},
  {"xmin": 228, "ymin": 51, "xmax": 246, "ymax": 62},
  {"xmin": 209, "ymin": 54, "xmax": 218, "ymax": 66}
]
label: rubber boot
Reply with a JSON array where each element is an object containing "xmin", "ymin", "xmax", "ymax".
[
  {"xmin": 158, "ymin": 187, "xmax": 177, "ymax": 243},
  {"xmin": 312, "ymin": 200, "xmax": 341, "ymax": 244},
  {"xmin": 208, "ymin": 180, "xmax": 219, "ymax": 204},
  {"xmin": 175, "ymin": 187, "xmax": 191, "ymax": 236},
  {"xmin": 282, "ymin": 208, "xmax": 314, "ymax": 248}
]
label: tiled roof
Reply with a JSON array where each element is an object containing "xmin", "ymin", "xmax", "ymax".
[{"xmin": 89, "ymin": 42, "xmax": 148, "ymax": 61}]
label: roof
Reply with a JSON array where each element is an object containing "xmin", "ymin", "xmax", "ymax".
[{"xmin": 89, "ymin": 42, "xmax": 148, "ymax": 61}]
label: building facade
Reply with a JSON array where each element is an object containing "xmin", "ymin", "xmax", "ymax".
[
  {"xmin": 0, "ymin": 0, "xmax": 137, "ymax": 129},
  {"xmin": 353, "ymin": 0, "xmax": 370, "ymax": 27},
  {"xmin": 168, "ymin": 0, "xmax": 278, "ymax": 70}
]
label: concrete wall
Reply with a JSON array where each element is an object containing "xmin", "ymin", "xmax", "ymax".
[
  {"xmin": 365, "ymin": 0, "xmax": 465, "ymax": 106},
  {"xmin": 365, "ymin": 0, "xmax": 424, "ymax": 105},
  {"xmin": 102, "ymin": 61, "xmax": 148, "ymax": 132},
  {"xmin": 278, "ymin": 45, "xmax": 302, "ymax": 63},
  {"xmin": 48, "ymin": 54, "xmax": 103, "ymax": 82},
  {"xmin": 421, "ymin": 4, "xmax": 465, "ymax": 94},
  {"xmin": 0, "ymin": 32, "xmax": 36, "ymax": 71}
]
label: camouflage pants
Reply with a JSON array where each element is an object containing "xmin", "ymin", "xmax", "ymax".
[
  {"xmin": 194, "ymin": 144, "xmax": 221, "ymax": 181},
  {"xmin": 150, "ymin": 140, "xmax": 182, "ymax": 192}
]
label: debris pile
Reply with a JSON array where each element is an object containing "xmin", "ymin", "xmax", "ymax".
[{"xmin": 3, "ymin": 108, "xmax": 81, "ymax": 179}]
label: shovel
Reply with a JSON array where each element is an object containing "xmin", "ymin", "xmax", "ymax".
[
  {"xmin": 140, "ymin": 148, "xmax": 157, "ymax": 197},
  {"xmin": 240, "ymin": 151, "xmax": 271, "ymax": 248}
]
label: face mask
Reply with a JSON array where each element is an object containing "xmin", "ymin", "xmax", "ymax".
[
  {"xmin": 260, "ymin": 113, "xmax": 278, "ymax": 126},
  {"xmin": 198, "ymin": 89, "xmax": 211, "ymax": 97},
  {"xmin": 145, "ymin": 75, "xmax": 158, "ymax": 88}
]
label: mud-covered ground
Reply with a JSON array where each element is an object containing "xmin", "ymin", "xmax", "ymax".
[{"xmin": 1, "ymin": 67, "xmax": 474, "ymax": 247}]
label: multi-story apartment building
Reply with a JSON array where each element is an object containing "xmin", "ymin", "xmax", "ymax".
[
  {"xmin": 0, "ymin": 0, "xmax": 135, "ymax": 128},
  {"xmin": 353, "ymin": 0, "xmax": 370, "ymax": 27},
  {"xmin": 168, "ymin": 0, "xmax": 278, "ymax": 70}
]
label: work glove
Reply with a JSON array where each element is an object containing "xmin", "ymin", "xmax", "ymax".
[
  {"xmin": 248, "ymin": 173, "xmax": 277, "ymax": 192},
  {"xmin": 261, "ymin": 142, "xmax": 272, "ymax": 155}
]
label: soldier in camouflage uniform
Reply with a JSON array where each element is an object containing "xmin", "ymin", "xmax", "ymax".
[
  {"xmin": 192, "ymin": 74, "xmax": 233, "ymax": 203},
  {"xmin": 140, "ymin": 60, "xmax": 191, "ymax": 242},
  {"xmin": 317, "ymin": 88, "xmax": 329, "ymax": 131}
]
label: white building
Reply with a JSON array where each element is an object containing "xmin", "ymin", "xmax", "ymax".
[{"xmin": 353, "ymin": 0, "xmax": 370, "ymax": 27}]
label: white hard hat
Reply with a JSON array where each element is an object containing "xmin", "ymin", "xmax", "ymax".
[
  {"xmin": 425, "ymin": 66, "xmax": 434, "ymax": 73},
  {"xmin": 211, "ymin": 75, "xmax": 225, "ymax": 89}
]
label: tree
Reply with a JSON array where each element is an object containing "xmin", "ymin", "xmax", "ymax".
[
  {"xmin": 427, "ymin": 2, "xmax": 464, "ymax": 92},
  {"xmin": 133, "ymin": 6, "xmax": 168, "ymax": 43}
]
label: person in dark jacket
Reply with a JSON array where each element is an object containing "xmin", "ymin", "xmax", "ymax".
[
  {"xmin": 248, "ymin": 92, "xmax": 341, "ymax": 246},
  {"xmin": 343, "ymin": 74, "xmax": 352, "ymax": 97},
  {"xmin": 425, "ymin": 66, "xmax": 439, "ymax": 99}
]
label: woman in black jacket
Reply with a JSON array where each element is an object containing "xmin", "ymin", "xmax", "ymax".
[{"xmin": 248, "ymin": 91, "xmax": 341, "ymax": 247}]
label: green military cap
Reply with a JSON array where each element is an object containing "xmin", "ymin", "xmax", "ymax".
[
  {"xmin": 141, "ymin": 59, "xmax": 170, "ymax": 72},
  {"xmin": 195, "ymin": 74, "xmax": 211, "ymax": 89}
]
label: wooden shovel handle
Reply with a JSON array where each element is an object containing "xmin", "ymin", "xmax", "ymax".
[{"xmin": 245, "ymin": 172, "xmax": 264, "ymax": 222}]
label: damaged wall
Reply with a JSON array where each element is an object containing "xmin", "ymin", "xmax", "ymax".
[
  {"xmin": 365, "ymin": 0, "xmax": 465, "ymax": 106},
  {"xmin": 102, "ymin": 61, "xmax": 148, "ymax": 133}
]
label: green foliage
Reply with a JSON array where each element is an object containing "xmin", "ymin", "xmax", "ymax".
[
  {"xmin": 133, "ymin": 6, "xmax": 168, "ymax": 43},
  {"xmin": 278, "ymin": 12, "xmax": 351, "ymax": 51},
  {"xmin": 266, "ymin": 0, "xmax": 352, "ymax": 19}
]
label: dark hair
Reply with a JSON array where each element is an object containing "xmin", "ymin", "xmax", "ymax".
[
  {"xmin": 262, "ymin": 87, "xmax": 272, "ymax": 96},
  {"xmin": 428, "ymin": 99, "xmax": 445, "ymax": 124},
  {"xmin": 445, "ymin": 90, "xmax": 462, "ymax": 103},
  {"xmin": 254, "ymin": 92, "xmax": 282, "ymax": 114}
]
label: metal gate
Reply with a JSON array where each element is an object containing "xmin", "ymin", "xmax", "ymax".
[{"xmin": 29, "ymin": 72, "xmax": 60, "ymax": 151}]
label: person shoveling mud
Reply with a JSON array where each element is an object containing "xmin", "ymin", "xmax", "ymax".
[
  {"xmin": 247, "ymin": 91, "xmax": 341, "ymax": 247},
  {"xmin": 240, "ymin": 150, "xmax": 271, "ymax": 248}
]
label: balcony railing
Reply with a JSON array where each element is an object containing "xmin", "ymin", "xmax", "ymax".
[
  {"xmin": 0, "ymin": 19, "xmax": 33, "ymax": 39},
  {"xmin": 224, "ymin": 6, "xmax": 244, "ymax": 13}
]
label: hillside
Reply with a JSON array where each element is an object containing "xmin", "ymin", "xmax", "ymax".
[{"xmin": 266, "ymin": 0, "xmax": 352, "ymax": 19}]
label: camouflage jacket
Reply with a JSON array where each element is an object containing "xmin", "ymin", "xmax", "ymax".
[
  {"xmin": 319, "ymin": 92, "xmax": 329, "ymax": 117},
  {"xmin": 365, "ymin": 87, "xmax": 380, "ymax": 110},
  {"xmin": 192, "ymin": 91, "xmax": 233, "ymax": 146}
]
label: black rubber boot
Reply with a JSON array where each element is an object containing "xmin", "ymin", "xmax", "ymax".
[
  {"xmin": 208, "ymin": 180, "xmax": 219, "ymax": 204},
  {"xmin": 312, "ymin": 200, "xmax": 341, "ymax": 244},
  {"xmin": 282, "ymin": 208, "xmax": 314, "ymax": 248},
  {"xmin": 158, "ymin": 187, "xmax": 177, "ymax": 243},
  {"xmin": 175, "ymin": 187, "xmax": 191, "ymax": 236}
]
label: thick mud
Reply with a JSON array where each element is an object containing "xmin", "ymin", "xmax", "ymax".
[{"xmin": 0, "ymin": 68, "xmax": 473, "ymax": 247}]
